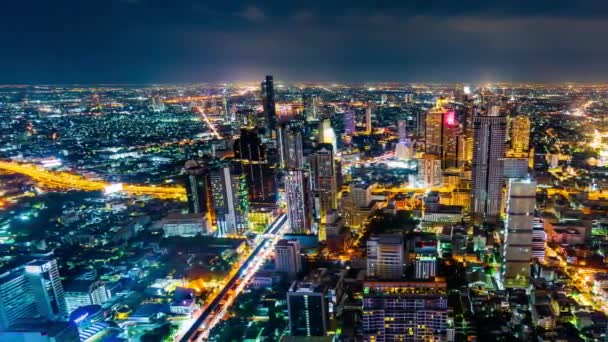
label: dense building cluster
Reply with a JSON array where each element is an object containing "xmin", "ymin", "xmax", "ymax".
[{"xmin": 1, "ymin": 79, "xmax": 608, "ymax": 341}]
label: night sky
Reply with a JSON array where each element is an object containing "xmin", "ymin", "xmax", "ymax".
[{"xmin": 3, "ymin": 0, "xmax": 608, "ymax": 84}]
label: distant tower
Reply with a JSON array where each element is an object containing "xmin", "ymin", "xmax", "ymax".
[
  {"xmin": 398, "ymin": 120, "xmax": 407, "ymax": 143},
  {"xmin": 318, "ymin": 119, "xmax": 337, "ymax": 153},
  {"xmin": 261, "ymin": 75, "xmax": 277, "ymax": 139},
  {"xmin": 285, "ymin": 169, "xmax": 313, "ymax": 234},
  {"xmin": 311, "ymin": 144, "xmax": 337, "ymax": 241},
  {"xmin": 425, "ymin": 99, "xmax": 459, "ymax": 169},
  {"xmin": 471, "ymin": 107, "xmax": 507, "ymax": 220},
  {"xmin": 209, "ymin": 163, "xmax": 250, "ymax": 236},
  {"xmin": 279, "ymin": 124, "xmax": 304, "ymax": 169},
  {"xmin": 503, "ymin": 179, "xmax": 535, "ymax": 288},
  {"xmin": 365, "ymin": 105, "xmax": 373, "ymax": 133},
  {"xmin": 222, "ymin": 88, "xmax": 229, "ymax": 123},
  {"xmin": 510, "ymin": 115, "xmax": 531, "ymax": 153}
]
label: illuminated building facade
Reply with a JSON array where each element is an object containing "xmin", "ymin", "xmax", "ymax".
[
  {"xmin": 285, "ymin": 169, "xmax": 313, "ymax": 233},
  {"xmin": 361, "ymin": 281, "xmax": 451, "ymax": 342},
  {"xmin": 510, "ymin": 115, "xmax": 531, "ymax": 153},
  {"xmin": 279, "ymin": 124, "xmax": 304, "ymax": 169},
  {"xmin": 275, "ymin": 239, "xmax": 302, "ymax": 278},
  {"xmin": 365, "ymin": 105, "xmax": 372, "ymax": 133},
  {"xmin": 209, "ymin": 164, "xmax": 250, "ymax": 236},
  {"xmin": 233, "ymin": 128, "xmax": 276, "ymax": 204},
  {"xmin": 344, "ymin": 110, "xmax": 356, "ymax": 135},
  {"xmin": 503, "ymin": 179, "xmax": 535, "ymax": 288},
  {"xmin": 471, "ymin": 109, "xmax": 507, "ymax": 220},
  {"xmin": 311, "ymin": 144, "xmax": 338, "ymax": 240},
  {"xmin": 417, "ymin": 154, "xmax": 442, "ymax": 188}
]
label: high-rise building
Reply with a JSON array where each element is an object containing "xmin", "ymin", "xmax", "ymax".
[
  {"xmin": 318, "ymin": 119, "xmax": 336, "ymax": 153},
  {"xmin": 532, "ymin": 217, "xmax": 546, "ymax": 261},
  {"xmin": 510, "ymin": 115, "xmax": 531, "ymax": 153},
  {"xmin": 365, "ymin": 105, "xmax": 373, "ymax": 133},
  {"xmin": 311, "ymin": 144, "xmax": 337, "ymax": 240},
  {"xmin": 287, "ymin": 280, "xmax": 329, "ymax": 337},
  {"xmin": 64, "ymin": 280, "xmax": 109, "ymax": 314},
  {"xmin": 285, "ymin": 169, "xmax": 313, "ymax": 234},
  {"xmin": 184, "ymin": 160, "xmax": 209, "ymax": 215},
  {"xmin": 426, "ymin": 102, "xmax": 460, "ymax": 169},
  {"xmin": 275, "ymin": 239, "xmax": 302, "ymax": 278},
  {"xmin": 366, "ymin": 235, "xmax": 404, "ymax": 280},
  {"xmin": 209, "ymin": 163, "xmax": 250, "ymax": 236},
  {"xmin": 344, "ymin": 110, "xmax": 356, "ymax": 135},
  {"xmin": 233, "ymin": 128, "xmax": 276, "ymax": 203},
  {"xmin": 471, "ymin": 108, "xmax": 507, "ymax": 219},
  {"xmin": 279, "ymin": 124, "xmax": 304, "ymax": 169},
  {"xmin": 503, "ymin": 179, "xmax": 536, "ymax": 288},
  {"xmin": 0, "ymin": 255, "xmax": 68, "ymax": 329},
  {"xmin": 361, "ymin": 281, "xmax": 452, "ymax": 341},
  {"xmin": 261, "ymin": 75, "xmax": 276, "ymax": 139},
  {"xmin": 417, "ymin": 154, "xmax": 442, "ymax": 188}
]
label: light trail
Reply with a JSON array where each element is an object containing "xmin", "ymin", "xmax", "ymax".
[
  {"xmin": 177, "ymin": 214, "xmax": 288, "ymax": 342},
  {"xmin": 193, "ymin": 106, "xmax": 222, "ymax": 139},
  {"xmin": 0, "ymin": 160, "xmax": 186, "ymax": 201}
]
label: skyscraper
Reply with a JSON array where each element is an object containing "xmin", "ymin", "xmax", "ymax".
[
  {"xmin": 426, "ymin": 101, "xmax": 460, "ymax": 169},
  {"xmin": 287, "ymin": 280, "xmax": 329, "ymax": 337},
  {"xmin": 366, "ymin": 235, "xmax": 404, "ymax": 280},
  {"xmin": 209, "ymin": 163, "xmax": 250, "ymax": 236},
  {"xmin": 510, "ymin": 115, "xmax": 531, "ymax": 153},
  {"xmin": 285, "ymin": 169, "xmax": 313, "ymax": 233},
  {"xmin": 275, "ymin": 239, "xmax": 302, "ymax": 278},
  {"xmin": 503, "ymin": 179, "xmax": 536, "ymax": 288},
  {"xmin": 184, "ymin": 160, "xmax": 209, "ymax": 215},
  {"xmin": 261, "ymin": 75, "xmax": 276, "ymax": 139},
  {"xmin": 233, "ymin": 128, "xmax": 276, "ymax": 203},
  {"xmin": 279, "ymin": 124, "xmax": 304, "ymax": 169},
  {"xmin": 318, "ymin": 119, "xmax": 337, "ymax": 153},
  {"xmin": 398, "ymin": 119, "xmax": 407, "ymax": 143},
  {"xmin": 471, "ymin": 108, "xmax": 507, "ymax": 219},
  {"xmin": 311, "ymin": 144, "xmax": 337, "ymax": 240},
  {"xmin": 0, "ymin": 255, "xmax": 68, "ymax": 329}
]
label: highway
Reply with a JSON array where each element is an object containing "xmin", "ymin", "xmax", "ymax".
[
  {"xmin": 0, "ymin": 160, "xmax": 187, "ymax": 201},
  {"xmin": 178, "ymin": 214, "xmax": 288, "ymax": 342}
]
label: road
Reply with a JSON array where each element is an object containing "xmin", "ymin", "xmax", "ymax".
[
  {"xmin": 0, "ymin": 160, "xmax": 187, "ymax": 201},
  {"xmin": 177, "ymin": 214, "xmax": 288, "ymax": 342}
]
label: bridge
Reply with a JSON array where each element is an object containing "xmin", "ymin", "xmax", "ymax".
[{"xmin": 0, "ymin": 160, "xmax": 187, "ymax": 201}]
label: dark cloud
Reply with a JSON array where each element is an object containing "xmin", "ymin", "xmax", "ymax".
[{"xmin": 2, "ymin": 0, "xmax": 608, "ymax": 83}]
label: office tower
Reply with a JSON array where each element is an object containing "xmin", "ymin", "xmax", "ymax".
[
  {"xmin": 287, "ymin": 280, "xmax": 329, "ymax": 336},
  {"xmin": 417, "ymin": 154, "xmax": 442, "ymax": 188},
  {"xmin": 261, "ymin": 75, "xmax": 276, "ymax": 139},
  {"xmin": 510, "ymin": 115, "xmax": 531, "ymax": 153},
  {"xmin": 503, "ymin": 179, "xmax": 536, "ymax": 288},
  {"xmin": 233, "ymin": 128, "xmax": 276, "ymax": 203},
  {"xmin": 344, "ymin": 110, "xmax": 356, "ymax": 135},
  {"xmin": 275, "ymin": 239, "xmax": 302, "ymax": 278},
  {"xmin": 184, "ymin": 160, "xmax": 209, "ymax": 215},
  {"xmin": 0, "ymin": 255, "xmax": 69, "ymax": 329},
  {"xmin": 365, "ymin": 105, "xmax": 373, "ymax": 133},
  {"xmin": 304, "ymin": 94, "xmax": 320, "ymax": 121},
  {"xmin": 415, "ymin": 254, "xmax": 437, "ymax": 279},
  {"xmin": 209, "ymin": 163, "xmax": 250, "ymax": 236},
  {"xmin": 285, "ymin": 169, "xmax": 313, "ymax": 233},
  {"xmin": 64, "ymin": 280, "xmax": 109, "ymax": 314},
  {"xmin": 222, "ymin": 88, "xmax": 229, "ymax": 122},
  {"xmin": 426, "ymin": 102, "xmax": 459, "ymax": 169},
  {"xmin": 279, "ymin": 124, "xmax": 304, "ymax": 169},
  {"xmin": 471, "ymin": 108, "xmax": 507, "ymax": 219},
  {"xmin": 350, "ymin": 182, "xmax": 372, "ymax": 208},
  {"xmin": 381, "ymin": 93, "xmax": 388, "ymax": 104},
  {"xmin": 318, "ymin": 119, "xmax": 337, "ymax": 153},
  {"xmin": 361, "ymin": 281, "xmax": 452, "ymax": 341},
  {"xmin": 25, "ymin": 258, "xmax": 68, "ymax": 321},
  {"xmin": 235, "ymin": 108, "xmax": 256, "ymax": 128},
  {"xmin": 366, "ymin": 235, "xmax": 404, "ymax": 280},
  {"xmin": 311, "ymin": 144, "xmax": 337, "ymax": 241}
]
